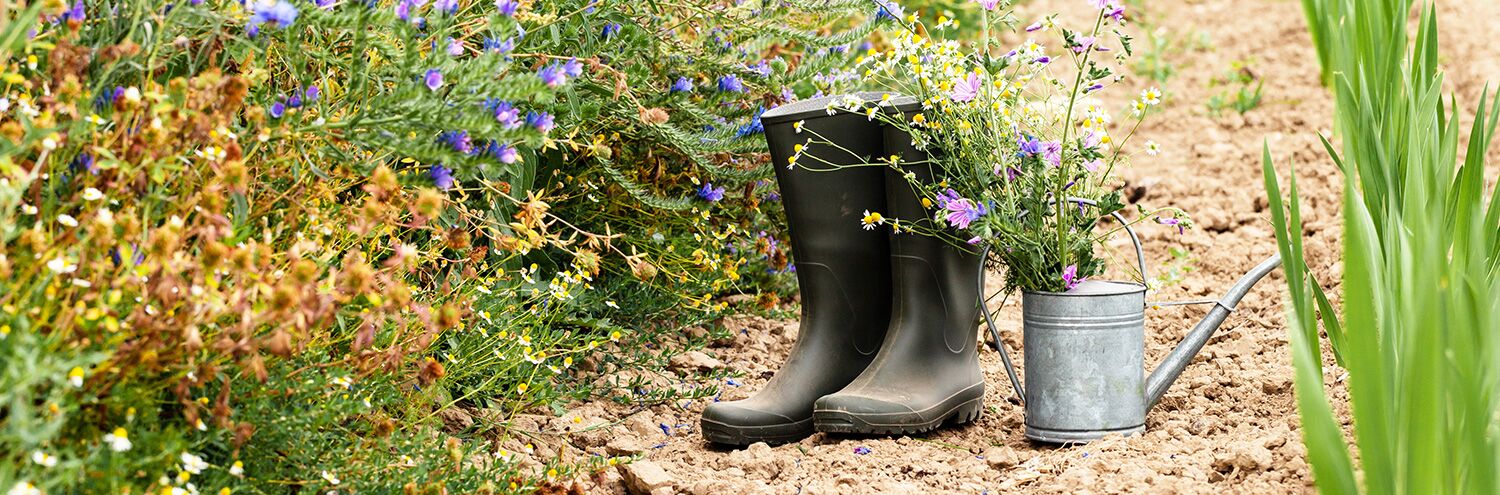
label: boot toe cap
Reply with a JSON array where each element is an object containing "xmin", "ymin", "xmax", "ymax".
[
  {"xmin": 701, "ymin": 401, "xmax": 802, "ymax": 428},
  {"xmin": 813, "ymin": 392, "xmax": 918, "ymax": 416}
]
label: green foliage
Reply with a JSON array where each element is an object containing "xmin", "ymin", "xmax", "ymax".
[
  {"xmin": 1266, "ymin": 1, "xmax": 1500, "ymax": 493},
  {"xmin": 0, "ymin": 0, "xmax": 873, "ymax": 493},
  {"xmin": 1206, "ymin": 61, "xmax": 1262, "ymax": 117}
]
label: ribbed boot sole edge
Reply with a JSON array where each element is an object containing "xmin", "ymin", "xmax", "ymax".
[
  {"xmin": 700, "ymin": 417, "xmax": 814, "ymax": 446},
  {"xmin": 811, "ymin": 394, "xmax": 984, "ymax": 436}
]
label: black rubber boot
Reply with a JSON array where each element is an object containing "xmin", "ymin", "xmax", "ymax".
[
  {"xmin": 812, "ymin": 110, "xmax": 986, "ymax": 435},
  {"xmin": 701, "ymin": 93, "xmax": 894, "ymax": 445}
]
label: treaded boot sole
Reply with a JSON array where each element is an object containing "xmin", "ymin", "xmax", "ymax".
[
  {"xmin": 700, "ymin": 417, "xmax": 813, "ymax": 446},
  {"xmin": 812, "ymin": 387, "xmax": 985, "ymax": 436}
]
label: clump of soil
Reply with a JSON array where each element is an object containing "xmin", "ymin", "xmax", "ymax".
[{"xmin": 489, "ymin": 0, "xmax": 1500, "ymax": 492}]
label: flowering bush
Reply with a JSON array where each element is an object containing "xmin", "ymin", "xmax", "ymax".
[
  {"xmin": 798, "ymin": 0, "xmax": 1189, "ymax": 292},
  {"xmin": 0, "ymin": 0, "xmax": 873, "ymax": 492}
]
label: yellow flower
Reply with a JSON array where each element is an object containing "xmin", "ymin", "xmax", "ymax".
[
  {"xmin": 517, "ymin": 383, "xmax": 530, "ymax": 395},
  {"xmin": 861, "ymin": 210, "xmax": 886, "ymax": 231},
  {"xmin": 68, "ymin": 367, "xmax": 85, "ymax": 388}
]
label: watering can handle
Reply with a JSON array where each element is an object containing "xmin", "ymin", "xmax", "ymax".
[{"xmin": 1064, "ymin": 196, "xmax": 1149, "ymax": 284}]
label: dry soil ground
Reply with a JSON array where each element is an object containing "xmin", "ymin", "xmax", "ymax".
[{"xmin": 492, "ymin": 0, "xmax": 1500, "ymax": 493}]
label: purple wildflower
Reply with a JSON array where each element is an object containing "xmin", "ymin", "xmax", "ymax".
[
  {"xmin": 526, "ymin": 111, "xmax": 555, "ymax": 133},
  {"xmin": 316, "ymin": 0, "xmax": 336, "ymax": 9},
  {"xmin": 698, "ymin": 183, "xmax": 725, "ymax": 202},
  {"xmin": 1025, "ymin": 21, "xmax": 1044, "ymax": 32},
  {"xmin": 601, "ymin": 22, "xmax": 622, "ymax": 39},
  {"xmin": 484, "ymin": 37, "xmax": 515, "ymax": 54},
  {"xmin": 434, "ymin": 0, "xmax": 458, "ymax": 14},
  {"xmin": 974, "ymin": 0, "xmax": 1000, "ymax": 10},
  {"xmin": 447, "ymin": 38, "xmax": 464, "ymax": 57},
  {"xmin": 717, "ymin": 74, "xmax": 745, "ymax": 93},
  {"xmin": 305, "ymin": 85, "xmax": 320, "ymax": 103},
  {"xmin": 493, "ymin": 101, "xmax": 521, "ymax": 128},
  {"xmin": 430, "ymin": 164, "xmax": 455, "ymax": 189},
  {"xmin": 538, "ymin": 64, "xmax": 566, "ymax": 87},
  {"xmin": 1017, "ymin": 135, "xmax": 1044, "ymax": 158},
  {"xmin": 1083, "ymin": 159, "xmax": 1102, "ymax": 172},
  {"xmin": 670, "ymin": 76, "xmax": 694, "ymax": 93},
  {"xmin": 1157, "ymin": 217, "xmax": 1184, "ymax": 234},
  {"xmin": 286, "ymin": 92, "xmax": 303, "ymax": 108},
  {"xmin": 424, "ymin": 69, "xmax": 444, "ymax": 91},
  {"xmin": 1035, "ymin": 56, "xmax": 1051, "ymax": 64},
  {"xmin": 748, "ymin": 60, "xmax": 772, "ymax": 78},
  {"xmin": 853, "ymin": 446, "xmax": 872, "ymax": 455},
  {"xmin": 496, "ymin": 143, "xmax": 520, "ymax": 164},
  {"xmin": 1105, "ymin": 3, "xmax": 1126, "ymax": 22},
  {"xmin": 495, "ymin": 0, "xmax": 519, "ymax": 15},
  {"xmin": 1039, "ymin": 141, "xmax": 1062, "ymax": 167},
  {"xmin": 269, "ymin": 102, "xmax": 286, "ymax": 119},
  {"xmin": 62, "ymin": 0, "xmax": 85, "ymax": 22},
  {"xmin": 873, "ymin": 0, "xmax": 902, "ymax": 21},
  {"xmin": 944, "ymin": 198, "xmax": 985, "ymax": 229},
  {"xmin": 562, "ymin": 58, "xmax": 584, "ymax": 78},
  {"xmin": 1073, "ymin": 36, "xmax": 1096, "ymax": 53},
  {"xmin": 950, "ymin": 72, "xmax": 981, "ymax": 103},
  {"xmin": 1062, "ymin": 264, "xmax": 1082, "ymax": 290},
  {"xmin": 249, "ymin": 0, "xmax": 298, "ymax": 29},
  {"xmin": 439, "ymin": 130, "xmax": 473, "ymax": 154},
  {"xmin": 935, "ymin": 188, "xmax": 963, "ymax": 209},
  {"xmin": 967, "ymin": 236, "xmax": 984, "ymax": 245}
]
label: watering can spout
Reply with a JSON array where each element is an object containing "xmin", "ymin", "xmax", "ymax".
[{"xmin": 1144, "ymin": 254, "xmax": 1283, "ymax": 408}]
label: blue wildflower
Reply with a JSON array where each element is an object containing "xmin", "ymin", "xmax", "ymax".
[
  {"xmin": 495, "ymin": 0, "xmax": 519, "ymax": 15},
  {"xmin": 438, "ymin": 130, "xmax": 474, "ymax": 154},
  {"xmin": 492, "ymin": 101, "xmax": 521, "ymax": 128},
  {"xmin": 490, "ymin": 142, "xmax": 520, "ymax": 164},
  {"xmin": 670, "ymin": 76, "xmax": 694, "ymax": 93},
  {"xmin": 601, "ymin": 22, "xmax": 621, "ymax": 39},
  {"xmin": 484, "ymin": 37, "xmax": 516, "ymax": 53},
  {"xmin": 734, "ymin": 107, "xmax": 765, "ymax": 139},
  {"xmin": 62, "ymin": 0, "xmax": 85, "ymax": 22},
  {"xmin": 698, "ymin": 183, "xmax": 725, "ymax": 202},
  {"xmin": 305, "ymin": 85, "xmax": 320, "ymax": 103},
  {"xmin": 853, "ymin": 446, "xmax": 872, "ymax": 455},
  {"xmin": 748, "ymin": 60, "xmax": 772, "ymax": 78},
  {"xmin": 717, "ymin": 74, "xmax": 745, "ymax": 93},
  {"xmin": 286, "ymin": 92, "xmax": 302, "ymax": 108},
  {"xmin": 249, "ymin": 0, "xmax": 299, "ymax": 29},
  {"xmin": 71, "ymin": 153, "xmax": 97, "ymax": 174},
  {"xmin": 538, "ymin": 64, "xmax": 566, "ymax": 87},
  {"xmin": 562, "ymin": 58, "xmax": 584, "ymax": 78},
  {"xmin": 269, "ymin": 102, "xmax": 286, "ymax": 119},
  {"xmin": 424, "ymin": 69, "xmax": 444, "ymax": 91},
  {"xmin": 434, "ymin": 0, "xmax": 458, "ymax": 14},
  {"xmin": 430, "ymin": 164, "xmax": 455, "ymax": 189},
  {"xmin": 874, "ymin": 0, "xmax": 902, "ymax": 21},
  {"xmin": 526, "ymin": 111, "xmax": 555, "ymax": 133},
  {"xmin": 316, "ymin": 0, "xmax": 336, "ymax": 9}
]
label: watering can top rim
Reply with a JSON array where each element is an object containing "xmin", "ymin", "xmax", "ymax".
[
  {"xmin": 1023, "ymin": 279, "xmax": 1145, "ymax": 298},
  {"xmin": 760, "ymin": 92, "xmax": 920, "ymax": 125}
]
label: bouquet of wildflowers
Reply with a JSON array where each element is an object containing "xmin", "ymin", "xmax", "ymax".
[{"xmin": 799, "ymin": 0, "xmax": 1189, "ymax": 292}]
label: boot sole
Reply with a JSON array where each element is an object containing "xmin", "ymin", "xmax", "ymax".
[
  {"xmin": 701, "ymin": 417, "xmax": 813, "ymax": 446},
  {"xmin": 812, "ymin": 384, "xmax": 985, "ymax": 435}
]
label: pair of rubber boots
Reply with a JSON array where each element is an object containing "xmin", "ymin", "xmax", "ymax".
[{"xmin": 701, "ymin": 93, "xmax": 985, "ymax": 445}]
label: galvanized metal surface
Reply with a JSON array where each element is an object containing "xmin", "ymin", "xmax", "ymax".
[{"xmin": 1021, "ymin": 281, "xmax": 1148, "ymax": 441}]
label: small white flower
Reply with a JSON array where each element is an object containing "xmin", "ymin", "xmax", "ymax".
[
  {"xmin": 104, "ymin": 427, "xmax": 132, "ymax": 452},
  {"xmin": 229, "ymin": 460, "xmax": 244, "ymax": 477},
  {"xmin": 8, "ymin": 481, "xmax": 41, "ymax": 495},
  {"xmin": 1144, "ymin": 140, "xmax": 1161, "ymax": 156},
  {"xmin": 1141, "ymin": 87, "xmax": 1162, "ymax": 106},
  {"xmin": 122, "ymin": 87, "xmax": 142, "ymax": 104},
  {"xmin": 71, "ymin": 278, "xmax": 92, "ymax": 288},
  {"xmin": 58, "ymin": 214, "xmax": 79, "ymax": 227},
  {"xmin": 195, "ymin": 419, "xmax": 207, "ymax": 431},
  {"xmin": 82, "ymin": 187, "xmax": 105, "ymax": 201},
  {"xmin": 31, "ymin": 450, "xmax": 57, "ymax": 468},
  {"xmin": 180, "ymin": 452, "xmax": 208, "ymax": 474},
  {"xmin": 47, "ymin": 257, "xmax": 77, "ymax": 274},
  {"xmin": 0, "ymin": 97, "xmax": 9, "ymax": 113},
  {"xmin": 321, "ymin": 471, "xmax": 341, "ymax": 486},
  {"xmin": 331, "ymin": 376, "xmax": 353, "ymax": 389},
  {"xmin": 21, "ymin": 204, "xmax": 38, "ymax": 215},
  {"xmin": 96, "ymin": 208, "xmax": 115, "ymax": 225},
  {"xmin": 605, "ymin": 300, "xmax": 620, "ymax": 309},
  {"xmin": 41, "ymin": 136, "xmax": 58, "ymax": 150},
  {"xmin": 68, "ymin": 366, "xmax": 85, "ymax": 388}
]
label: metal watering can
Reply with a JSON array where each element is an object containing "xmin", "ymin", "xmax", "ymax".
[{"xmin": 979, "ymin": 198, "xmax": 1282, "ymax": 443}]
